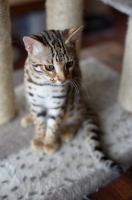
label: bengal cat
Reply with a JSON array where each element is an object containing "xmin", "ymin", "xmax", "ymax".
[{"xmin": 21, "ymin": 26, "xmax": 122, "ymax": 173}]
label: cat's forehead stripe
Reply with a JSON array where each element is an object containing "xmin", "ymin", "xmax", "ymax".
[
  {"xmin": 39, "ymin": 30, "xmax": 68, "ymax": 61},
  {"xmin": 50, "ymin": 31, "xmax": 62, "ymax": 49},
  {"xmin": 42, "ymin": 31, "xmax": 54, "ymax": 57},
  {"xmin": 39, "ymin": 33, "xmax": 49, "ymax": 46},
  {"xmin": 52, "ymin": 30, "xmax": 66, "ymax": 52},
  {"xmin": 57, "ymin": 31, "xmax": 67, "ymax": 55},
  {"xmin": 32, "ymin": 30, "xmax": 71, "ymax": 64}
]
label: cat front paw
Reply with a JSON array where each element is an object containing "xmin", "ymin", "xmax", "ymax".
[
  {"xmin": 21, "ymin": 114, "xmax": 33, "ymax": 128},
  {"xmin": 31, "ymin": 138, "xmax": 44, "ymax": 150},
  {"xmin": 43, "ymin": 141, "xmax": 60, "ymax": 154},
  {"xmin": 61, "ymin": 125, "xmax": 78, "ymax": 142}
]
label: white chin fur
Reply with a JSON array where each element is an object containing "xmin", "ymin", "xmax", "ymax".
[{"xmin": 51, "ymin": 80, "xmax": 68, "ymax": 85}]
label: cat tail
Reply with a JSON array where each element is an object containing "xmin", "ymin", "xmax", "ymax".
[{"xmin": 83, "ymin": 108, "xmax": 123, "ymax": 175}]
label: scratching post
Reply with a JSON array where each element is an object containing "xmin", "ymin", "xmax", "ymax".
[
  {"xmin": 0, "ymin": 0, "xmax": 16, "ymax": 125},
  {"xmin": 118, "ymin": 17, "xmax": 132, "ymax": 112},
  {"xmin": 46, "ymin": 0, "xmax": 83, "ymax": 55}
]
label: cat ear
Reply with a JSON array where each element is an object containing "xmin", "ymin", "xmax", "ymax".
[
  {"xmin": 64, "ymin": 26, "xmax": 83, "ymax": 45},
  {"xmin": 23, "ymin": 36, "xmax": 44, "ymax": 55}
]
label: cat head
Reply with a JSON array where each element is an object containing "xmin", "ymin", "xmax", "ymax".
[{"xmin": 23, "ymin": 26, "xmax": 83, "ymax": 85}]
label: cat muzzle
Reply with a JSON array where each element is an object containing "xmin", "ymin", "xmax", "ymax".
[{"xmin": 58, "ymin": 78, "xmax": 66, "ymax": 84}]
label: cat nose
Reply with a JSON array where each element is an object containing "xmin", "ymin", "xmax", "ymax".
[{"xmin": 58, "ymin": 78, "xmax": 66, "ymax": 84}]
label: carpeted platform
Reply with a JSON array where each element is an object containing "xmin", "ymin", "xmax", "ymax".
[{"xmin": 0, "ymin": 58, "xmax": 132, "ymax": 200}]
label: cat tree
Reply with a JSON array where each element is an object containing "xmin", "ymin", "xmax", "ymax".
[{"xmin": 0, "ymin": 0, "xmax": 16, "ymax": 125}]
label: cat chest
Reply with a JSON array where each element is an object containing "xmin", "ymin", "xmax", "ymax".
[{"xmin": 27, "ymin": 84, "xmax": 66, "ymax": 109}]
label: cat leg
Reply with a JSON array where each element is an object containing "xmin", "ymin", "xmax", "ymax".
[
  {"xmin": 43, "ymin": 108, "xmax": 63, "ymax": 154},
  {"xmin": 20, "ymin": 113, "xmax": 33, "ymax": 127},
  {"xmin": 31, "ymin": 122, "xmax": 46, "ymax": 150},
  {"xmin": 61, "ymin": 104, "xmax": 85, "ymax": 142},
  {"xmin": 30, "ymin": 106, "xmax": 46, "ymax": 150},
  {"xmin": 61, "ymin": 123, "xmax": 80, "ymax": 142},
  {"xmin": 43, "ymin": 127, "xmax": 60, "ymax": 154}
]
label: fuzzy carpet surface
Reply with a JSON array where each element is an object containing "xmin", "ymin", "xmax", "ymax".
[{"xmin": 0, "ymin": 58, "xmax": 132, "ymax": 200}]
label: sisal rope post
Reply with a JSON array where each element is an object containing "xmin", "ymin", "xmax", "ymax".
[
  {"xmin": 46, "ymin": 0, "xmax": 83, "ymax": 56},
  {"xmin": 118, "ymin": 16, "xmax": 132, "ymax": 112},
  {"xmin": 0, "ymin": 0, "xmax": 16, "ymax": 125}
]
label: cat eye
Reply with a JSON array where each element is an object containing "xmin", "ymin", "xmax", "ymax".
[
  {"xmin": 45, "ymin": 65, "xmax": 54, "ymax": 71},
  {"xmin": 66, "ymin": 61, "xmax": 73, "ymax": 69},
  {"xmin": 32, "ymin": 63, "xmax": 42, "ymax": 67}
]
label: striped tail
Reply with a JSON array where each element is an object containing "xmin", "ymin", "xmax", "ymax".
[{"xmin": 83, "ymin": 108, "xmax": 123, "ymax": 174}]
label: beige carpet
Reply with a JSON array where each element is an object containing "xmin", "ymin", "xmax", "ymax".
[{"xmin": 0, "ymin": 58, "xmax": 132, "ymax": 200}]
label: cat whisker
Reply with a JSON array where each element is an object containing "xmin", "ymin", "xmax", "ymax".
[
  {"xmin": 73, "ymin": 80, "xmax": 81, "ymax": 101},
  {"xmin": 67, "ymin": 81, "xmax": 74, "ymax": 97},
  {"xmin": 70, "ymin": 79, "xmax": 80, "ymax": 103},
  {"xmin": 74, "ymin": 77, "xmax": 90, "ymax": 99},
  {"xmin": 68, "ymin": 81, "xmax": 76, "ymax": 98}
]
